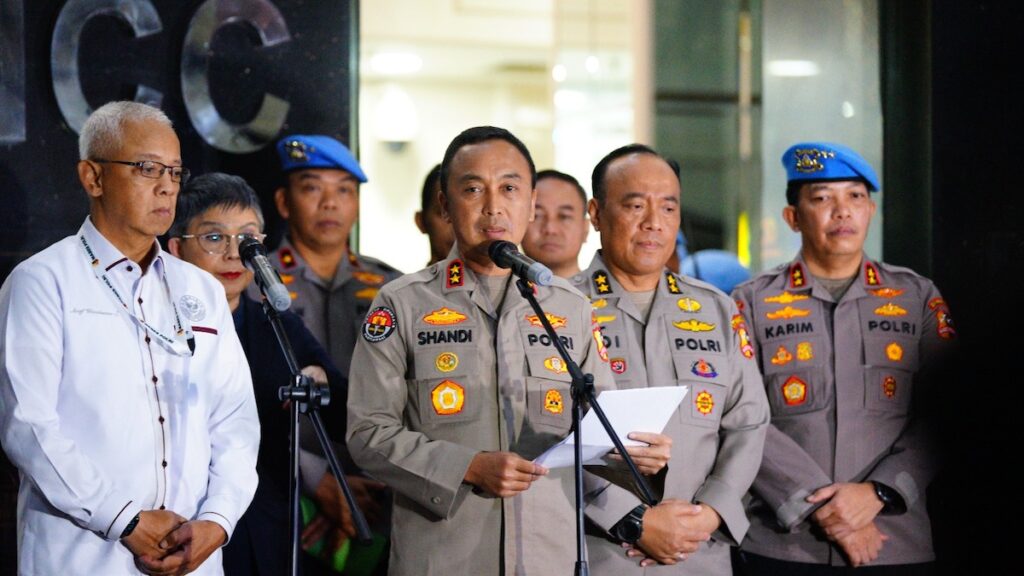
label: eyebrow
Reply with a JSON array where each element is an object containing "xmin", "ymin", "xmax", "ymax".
[
  {"xmin": 619, "ymin": 191, "xmax": 678, "ymax": 203},
  {"xmin": 194, "ymin": 220, "xmax": 261, "ymax": 230},
  {"xmin": 135, "ymin": 153, "xmax": 182, "ymax": 164}
]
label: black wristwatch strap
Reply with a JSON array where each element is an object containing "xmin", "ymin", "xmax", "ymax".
[
  {"xmin": 120, "ymin": 512, "xmax": 141, "ymax": 539},
  {"xmin": 872, "ymin": 481, "xmax": 907, "ymax": 516},
  {"xmin": 610, "ymin": 504, "xmax": 647, "ymax": 544}
]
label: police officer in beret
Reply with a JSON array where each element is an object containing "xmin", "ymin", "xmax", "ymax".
[
  {"xmin": 346, "ymin": 126, "xmax": 671, "ymax": 575},
  {"xmin": 264, "ymin": 134, "xmax": 400, "ymax": 570},
  {"xmin": 732, "ymin": 142, "xmax": 955, "ymax": 574},
  {"xmin": 572, "ymin": 144, "xmax": 769, "ymax": 574}
]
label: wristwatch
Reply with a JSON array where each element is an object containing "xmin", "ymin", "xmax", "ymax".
[
  {"xmin": 120, "ymin": 512, "xmax": 141, "ymax": 539},
  {"xmin": 610, "ymin": 505, "xmax": 647, "ymax": 544},
  {"xmin": 871, "ymin": 481, "xmax": 907, "ymax": 516}
]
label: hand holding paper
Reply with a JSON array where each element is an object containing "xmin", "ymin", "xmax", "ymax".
[{"xmin": 533, "ymin": 386, "xmax": 688, "ymax": 469}]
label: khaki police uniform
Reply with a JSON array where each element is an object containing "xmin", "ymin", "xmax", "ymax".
[
  {"xmin": 733, "ymin": 254, "xmax": 954, "ymax": 566},
  {"xmin": 573, "ymin": 252, "xmax": 769, "ymax": 574},
  {"xmin": 346, "ymin": 252, "xmax": 617, "ymax": 575},
  {"xmin": 262, "ymin": 237, "xmax": 401, "ymax": 377}
]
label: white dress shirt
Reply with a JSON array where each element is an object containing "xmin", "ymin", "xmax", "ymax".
[{"xmin": 0, "ymin": 218, "xmax": 259, "ymax": 575}]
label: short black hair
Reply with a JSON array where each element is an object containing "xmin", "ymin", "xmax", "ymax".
[
  {"xmin": 170, "ymin": 172, "xmax": 264, "ymax": 238},
  {"xmin": 420, "ymin": 163, "xmax": 442, "ymax": 212},
  {"xmin": 537, "ymin": 169, "xmax": 587, "ymax": 207},
  {"xmin": 591, "ymin": 143, "xmax": 678, "ymax": 206},
  {"xmin": 439, "ymin": 126, "xmax": 537, "ymax": 195}
]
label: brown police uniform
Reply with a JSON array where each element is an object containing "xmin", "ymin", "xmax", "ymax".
[
  {"xmin": 732, "ymin": 254, "xmax": 954, "ymax": 566},
  {"xmin": 346, "ymin": 252, "xmax": 618, "ymax": 576},
  {"xmin": 263, "ymin": 237, "xmax": 401, "ymax": 377},
  {"xmin": 572, "ymin": 252, "xmax": 769, "ymax": 575}
]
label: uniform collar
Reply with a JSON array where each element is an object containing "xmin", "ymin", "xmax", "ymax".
[
  {"xmin": 276, "ymin": 235, "xmax": 362, "ymax": 288},
  {"xmin": 80, "ymin": 216, "xmax": 164, "ymax": 274},
  {"xmin": 784, "ymin": 252, "xmax": 883, "ymax": 302},
  {"xmin": 582, "ymin": 251, "xmax": 686, "ymax": 324}
]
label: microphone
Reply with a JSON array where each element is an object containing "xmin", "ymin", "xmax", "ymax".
[
  {"xmin": 488, "ymin": 240, "xmax": 553, "ymax": 286},
  {"xmin": 239, "ymin": 237, "xmax": 292, "ymax": 312}
]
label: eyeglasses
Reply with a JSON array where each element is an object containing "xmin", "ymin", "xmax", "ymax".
[
  {"xmin": 93, "ymin": 159, "xmax": 191, "ymax": 184},
  {"xmin": 179, "ymin": 232, "xmax": 266, "ymax": 255}
]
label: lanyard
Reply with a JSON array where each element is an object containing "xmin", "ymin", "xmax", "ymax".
[{"xmin": 79, "ymin": 234, "xmax": 195, "ymax": 357}]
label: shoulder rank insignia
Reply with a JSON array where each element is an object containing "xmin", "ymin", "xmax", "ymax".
[
  {"xmin": 424, "ymin": 307, "xmax": 468, "ymax": 325},
  {"xmin": 731, "ymin": 314, "xmax": 755, "ymax": 359},
  {"xmin": 593, "ymin": 270, "xmax": 612, "ymax": 294},
  {"xmin": 278, "ymin": 247, "xmax": 297, "ymax": 270},
  {"xmin": 770, "ymin": 345, "xmax": 793, "ymax": 366},
  {"xmin": 544, "ymin": 389, "xmax": 565, "ymax": 414},
  {"xmin": 782, "ymin": 376, "xmax": 807, "ymax": 406},
  {"xmin": 870, "ymin": 287, "xmax": 904, "ymax": 298},
  {"xmin": 526, "ymin": 313, "xmax": 567, "ymax": 329},
  {"xmin": 665, "ymin": 272, "xmax": 681, "ymax": 294},
  {"xmin": 766, "ymin": 306, "xmax": 811, "ymax": 320},
  {"xmin": 797, "ymin": 341, "xmax": 814, "ymax": 361},
  {"xmin": 355, "ymin": 287, "xmax": 378, "ymax": 300},
  {"xmin": 691, "ymin": 359, "xmax": 718, "ymax": 378},
  {"xmin": 591, "ymin": 298, "xmax": 608, "ymax": 310},
  {"xmin": 447, "ymin": 259, "xmax": 464, "ymax": 288},
  {"xmin": 863, "ymin": 261, "xmax": 882, "ymax": 286},
  {"xmin": 432, "ymin": 380, "xmax": 465, "ymax": 415},
  {"xmin": 353, "ymin": 270, "xmax": 386, "ymax": 286},
  {"xmin": 789, "ymin": 262, "xmax": 807, "ymax": 288},
  {"xmin": 874, "ymin": 302, "xmax": 908, "ymax": 317},
  {"xmin": 672, "ymin": 319, "xmax": 716, "ymax": 332},
  {"xmin": 694, "ymin": 390, "xmax": 715, "ymax": 415},
  {"xmin": 677, "ymin": 297, "xmax": 702, "ymax": 312},
  {"xmin": 763, "ymin": 291, "xmax": 809, "ymax": 304}
]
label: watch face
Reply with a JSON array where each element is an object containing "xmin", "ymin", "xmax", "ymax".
[{"xmin": 618, "ymin": 519, "xmax": 642, "ymax": 543}]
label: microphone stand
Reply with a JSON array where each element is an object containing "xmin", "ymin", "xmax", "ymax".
[
  {"xmin": 513, "ymin": 278, "xmax": 658, "ymax": 576},
  {"xmin": 260, "ymin": 299, "xmax": 372, "ymax": 576}
]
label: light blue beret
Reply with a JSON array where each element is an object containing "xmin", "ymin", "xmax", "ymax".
[
  {"xmin": 782, "ymin": 141, "xmax": 878, "ymax": 191},
  {"xmin": 276, "ymin": 134, "xmax": 368, "ymax": 183}
]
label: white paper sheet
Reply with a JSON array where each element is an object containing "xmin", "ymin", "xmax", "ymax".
[{"xmin": 533, "ymin": 386, "xmax": 688, "ymax": 469}]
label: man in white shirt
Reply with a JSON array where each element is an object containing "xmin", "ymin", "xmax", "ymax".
[{"xmin": 0, "ymin": 101, "xmax": 259, "ymax": 575}]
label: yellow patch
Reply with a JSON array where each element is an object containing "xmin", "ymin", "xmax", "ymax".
[
  {"xmin": 355, "ymin": 287, "xmax": 378, "ymax": 300},
  {"xmin": 765, "ymin": 306, "xmax": 811, "ymax": 320},
  {"xmin": 595, "ymin": 314, "xmax": 616, "ymax": 324},
  {"xmin": 423, "ymin": 307, "xmax": 468, "ymax": 325},
  {"xmin": 431, "ymin": 380, "xmax": 465, "ymax": 415},
  {"xmin": 677, "ymin": 297, "xmax": 702, "ymax": 312},
  {"xmin": 591, "ymin": 298, "xmax": 608, "ymax": 310},
  {"xmin": 870, "ymin": 288, "xmax": 905, "ymax": 298},
  {"xmin": 672, "ymin": 319, "xmax": 716, "ymax": 332},
  {"xmin": 352, "ymin": 271, "xmax": 385, "ymax": 285},
  {"xmin": 886, "ymin": 342, "xmax": 903, "ymax": 362},
  {"xmin": 882, "ymin": 376, "xmax": 897, "ymax": 399},
  {"xmin": 770, "ymin": 346, "xmax": 793, "ymax": 366},
  {"xmin": 526, "ymin": 313, "xmax": 568, "ymax": 329},
  {"xmin": 544, "ymin": 356, "xmax": 568, "ymax": 374},
  {"xmin": 874, "ymin": 302, "xmax": 908, "ymax": 317},
  {"xmin": 280, "ymin": 273, "xmax": 294, "ymax": 285},
  {"xmin": 797, "ymin": 342, "xmax": 814, "ymax": 361},
  {"xmin": 763, "ymin": 291, "xmax": 810, "ymax": 304},
  {"xmin": 694, "ymin": 390, "xmax": 715, "ymax": 415},
  {"xmin": 544, "ymin": 389, "xmax": 564, "ymax": 414},
  {"xmin": 435, "ymin": 352, "xmax": 459, "ymax": 373},
  {"xmin": 782, "ymin": 376, "xmax": 807, "ymax": 406}
]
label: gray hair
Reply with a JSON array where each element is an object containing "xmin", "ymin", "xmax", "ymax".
[{"xmin": 79, "ymin": 101, "xmax": 173, "ymax": 160}]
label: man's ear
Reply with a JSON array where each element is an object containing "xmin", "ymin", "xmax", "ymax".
[
  {"xmin": 587, "ymin": 198, "xmax": 601, "ymax": 232},
  {"xmin": 414, "ymin": 211, "xmax": 426, "ymax": 234},
  {"xmin": 782, "ymin": 205, "xmax": 800, "ymax": 232},
  {"xmin": 78, "ymin": 160, "xmax": 103, "ymax": 199},
  {"xmin": 274, "ymin": 187, "xmax": 289, "ymax": 220},
  {"xmin": 167, "ymin": 237, "xmax": 182, "ymax": 258}
]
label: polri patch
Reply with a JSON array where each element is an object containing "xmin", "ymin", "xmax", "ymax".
[
  {"xmin": 782, "ymin": 376, "xmax": 807, "ymax": 406},
  {"xmin": 770, "ymin": 345, "xmax": 793, "ymax": 366},
  {"xmin": 544, "ymin": 389, "xmax": 564, "ymax": 414},
  {"xmin": 691, "ymin": 359, "xmax": 718, "ymax": 378},
  {"xmin": 610, "ymin": 358, "xmax": 627, "ymax": 374},
  {"xmin": 432, "ymin": 380, "xmax": 465, "ymax": 415},
  {"xmin": 362, "ymin": 306, "xmax": 398, "ymax": 343}
]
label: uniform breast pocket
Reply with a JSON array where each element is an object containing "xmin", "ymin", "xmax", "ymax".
[
  {"xmin": 863, "ymin": 368, "xmax": 913, "ymax": 414},
  {"xmin": 526, "ymin": 376, "xmax": 571, "ymax": 436},
  {"xmin": 766, "ymin": 368, "xmax": 827, "ymax": 416},
  {"xmin": 681, "ymin": 380, "xmax": 728, "ymax": 429},
  {"xmin": 411, "ymin": 346, "xmax": 481, "ymax": 431}
]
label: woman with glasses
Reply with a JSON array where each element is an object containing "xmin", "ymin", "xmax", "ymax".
[{"xmin": 167, "ymin": 172, "xmax": 351, "ymax": 576}]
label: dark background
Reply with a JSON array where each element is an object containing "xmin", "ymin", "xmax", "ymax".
[{"xmin": 1, "ymin": 0, "xmax": 1022, "ymax": 573}]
